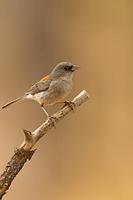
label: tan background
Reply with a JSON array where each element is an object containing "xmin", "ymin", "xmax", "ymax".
[{"xmin": 0, "ymin": 0, "xmax": 133, "ymax": 199}]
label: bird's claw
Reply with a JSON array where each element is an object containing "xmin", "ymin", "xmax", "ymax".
[
  {"xmin": 62, "ymin": 101, "xmax": 75, "ymax": 111},
  {"xmin": 48, "ymin": 116, "xmax": 57, "ymax": 128}
]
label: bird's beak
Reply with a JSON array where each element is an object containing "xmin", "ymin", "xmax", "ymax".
[{"xmin": 73, "ymin": 65, "xmax": 80, "ymax": 71}]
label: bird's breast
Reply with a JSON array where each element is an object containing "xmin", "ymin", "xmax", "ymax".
[
  {"xmin": 26, "ymin": 79, "xmax": 72, "ymax": 106},
  {"xmin": 45, "ymin": 79, "xmax": 72, "ymax": 105}
]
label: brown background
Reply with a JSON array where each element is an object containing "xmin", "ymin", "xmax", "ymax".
[{"xmin": 0, "ymin": 0, "xmax": 133, "ymax": 199}]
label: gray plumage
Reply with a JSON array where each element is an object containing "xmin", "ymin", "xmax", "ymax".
[{"xmin": 1, "ymin": 62, "xmax": 79, "ymax": 115}]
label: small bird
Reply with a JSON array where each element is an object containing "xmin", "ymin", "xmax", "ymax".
[{"xmin": 2, "ymin": 62, "xmax": 79, "ymax": 121}]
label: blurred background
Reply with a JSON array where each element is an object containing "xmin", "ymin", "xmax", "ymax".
[{"xmin": 0, "ymin": 0, "xmax": 132, "ymax": 199}]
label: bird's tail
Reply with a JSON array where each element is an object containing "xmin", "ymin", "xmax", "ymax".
[{"xmin": 1, "ymin": 97, "xmax": 23, "ymax": 109}]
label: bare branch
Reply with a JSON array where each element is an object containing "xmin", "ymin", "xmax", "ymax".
[{"xmin": 0, "ymin": 90, "xmax": 90, "ymax": 199}]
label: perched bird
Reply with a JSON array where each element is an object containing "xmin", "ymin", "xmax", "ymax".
[{"xmin": 2, "ymin": 62, "xmax": 79, "ymax": 121}]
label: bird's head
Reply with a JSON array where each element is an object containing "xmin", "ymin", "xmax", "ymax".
[{"xmin": 51, "ymin": 62, "xmax": 79, "ymax": 80}]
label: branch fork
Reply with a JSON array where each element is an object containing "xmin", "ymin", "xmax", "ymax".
[{"xmin": 0, "ymin": 90, "xmax": 90, "ymax": 199}]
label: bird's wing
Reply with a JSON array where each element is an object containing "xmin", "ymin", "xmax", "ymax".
[{"xmin": 25, "ymin": 76, "xmax": 51, "ymax": 95}]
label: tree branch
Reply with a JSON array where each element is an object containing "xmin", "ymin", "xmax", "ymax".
[{"xmin": 0, "ymin": 90, "xmax": 90, "ymax": 199}]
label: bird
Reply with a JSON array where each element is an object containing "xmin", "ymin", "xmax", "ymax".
[{"xmin": 2, "ymin": 62, "xmax": 79, "ymax": 121}]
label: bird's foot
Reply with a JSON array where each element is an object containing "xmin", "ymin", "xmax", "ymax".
[
  {"xmin": 62, "ymin": 101, "xmax": 75, "ymax": 111},
  {"xmin": 48, "ymin": 116, "xmax": 57, "ymax": 128}
]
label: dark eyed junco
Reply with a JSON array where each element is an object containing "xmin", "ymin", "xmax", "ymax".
[{"xmin": 2, "ymin": 62, "xmax": 79, "ymax": 120}]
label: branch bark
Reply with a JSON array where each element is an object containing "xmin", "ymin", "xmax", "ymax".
[{"xmin": 0, "ymin": 90, "xmax": 89, "ymax": 199}]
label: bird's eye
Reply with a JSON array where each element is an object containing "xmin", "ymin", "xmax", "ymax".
[{"xmin": 64, "ymin": 65, "xmax": 73, "ymax": 71}]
